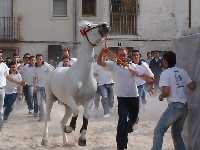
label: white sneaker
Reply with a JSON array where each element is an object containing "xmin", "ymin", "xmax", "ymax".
[
  {"xmin": 104, "ymin": 114, "xmax": 110, "ymax": 118},
  {"xmin": 28, "ymin": 110, "xmax": 33, "ymax": 114}
]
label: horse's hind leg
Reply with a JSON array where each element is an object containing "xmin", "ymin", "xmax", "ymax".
[
  {"xmin": 61, "ymin": 105, "xmax": 72, "ymax": 145},
  {"xmin": 41, "ymin": 98, "xmax": 54, "ymax": 146},
  {"xmin": 78, "ymin": 101, "xmax": 92, "ymax": 146},
  {"xmin": 78, "ymin": 116, "xmax": 88, "ymax": 146},
  {"xmin": 64, "ymin": 114, "xmax": 78, "ymax": 133}
]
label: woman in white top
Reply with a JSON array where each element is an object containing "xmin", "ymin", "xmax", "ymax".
[
  {"xmin": 3, "ymin": 62, "xmax": 22, "ymax": 120},
  {"xmin": 151, "ymin": 51, "xmax": 196, "ymax": 150}
]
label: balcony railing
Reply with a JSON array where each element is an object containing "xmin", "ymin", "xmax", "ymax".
[{"xmin": 0, "ymin": 17, "xmax": 20, "ymax": 42}]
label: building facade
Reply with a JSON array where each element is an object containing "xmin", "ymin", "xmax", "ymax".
[{"xmin": 0, "ymin": 0, "xmax": 199, "ymax": 63}]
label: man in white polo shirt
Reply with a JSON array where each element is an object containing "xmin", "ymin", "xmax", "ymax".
[{"xmin": 151, "ymin": 51, "xmax": 196, "ymax": 150}]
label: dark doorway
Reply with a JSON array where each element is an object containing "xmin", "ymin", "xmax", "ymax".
[{"xmin": 48, "ymin": 45, "xmax": 62, "ymax": 67}]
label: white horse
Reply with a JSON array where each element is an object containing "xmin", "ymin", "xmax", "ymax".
[{"xmin": 41, "ymin": 21, "xmax": 109, "ymax": 146}]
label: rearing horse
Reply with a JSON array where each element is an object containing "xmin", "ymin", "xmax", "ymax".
[{"xmin": 41, "ymin": 21, "xmax": 110, "ymax": 146}]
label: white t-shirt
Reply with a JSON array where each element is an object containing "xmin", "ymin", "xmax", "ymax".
[
  {"xmin": 93, "ymin": 63, "xmax": 113, "ymax": 85},
  {"xmin": 5, "ymin": 72, "xmax": 22, "ymax": 94},
  {"xmin": 129, "ymin": 62, "xmax": 154, "ymax": 86},
  {"xmin": 34, "ymin": 62, "xmax": 54, "ymax": 87},
  {"xmin": 0, "ymin": 62, "xmax": 9, "ymax": 87},
  {"xmin": 20, "ymin": 64, "xmax": 35, "ymax": 85},
  {"xmin": 105, "ymin": 61, "xmax": 138, "ymax": 97},
  {"xmin": 159, "ymin": 67, "xmax": 192, "ymax": 104},
  {"xmin": 57, "ymin": 58, "xmax": 78, "ymax": 67}
]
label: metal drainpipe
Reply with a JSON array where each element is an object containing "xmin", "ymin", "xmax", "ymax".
[
  {"xmin": 73, "ymin": 0, "xmax": 78, "ymax": 56},
  {"xmin": 188, "ymin": 0, "xmax": 191, "ymax": 28}
]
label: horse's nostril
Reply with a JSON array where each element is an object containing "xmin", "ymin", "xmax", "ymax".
[{"xmin": 100, "ymin": 24, "xmax": 110, "ymax": 34}]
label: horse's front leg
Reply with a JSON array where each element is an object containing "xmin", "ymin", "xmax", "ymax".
[
  {"xmin": 78, "ymin": 100, "xmax": 92, "ymax": 146},
  {"xmin": 64, "ymin": 114, "xmax": 78, "ymax": 133},
  {"xmin": 60, "ymin": 105, "xmax": 72, "ymax": 146},
  {"xmin": 41, "ymin": 98, "xmax": 54, "ymax": 146},
  {"xmin": 78, "ymin": 116, "xmax": 88, "ymax": 146}
]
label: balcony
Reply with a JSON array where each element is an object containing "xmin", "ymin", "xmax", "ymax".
[{"xmin": 0, "ymin": 17, "xmax": 20, "ymax": 42}]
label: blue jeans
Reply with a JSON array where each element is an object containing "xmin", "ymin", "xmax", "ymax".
[
  {"xmin": 3, "ymin": 93, "xmax": 17, "ymax": 120},
  {"xmin": 0, "ymin": 88, "xmax": 5, "ymax": 127},
  {"xmin": 36, "ymin": 86, "xmax": 46, "ymax": 121},
  {"xmin": 23, "ymin": 85, "xmax": 33, "ymax": 111},
  {"xmin": 151, "ymin": 102, "xmax": 188, "ymax": 150},
  {"xmin": 97, "ymin": 83, "xmax": 114, "ymax": 115},
  {"xmin": 116, "ymin": 97, "xmax": 139, "ymax": 150},
  {"xmin": 137, "ymin": 84, "xmax": 146, "ymax": 104}
]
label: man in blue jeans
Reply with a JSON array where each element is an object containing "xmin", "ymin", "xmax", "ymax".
[
  {"xmin": 3, "ymin": 62, "xmax": 22, "ymax": 120},
  {"xmin": 151, "ymin": 51, "xmax": 196, "ymax": 150},
  {"xmin": 93, "ymin": 57, "xmax": 114, "ymax": 117}
]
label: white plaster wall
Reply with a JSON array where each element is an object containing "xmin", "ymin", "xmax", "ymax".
[
  {"xmin": 14, "ymin": 0, "xmax": 74, "ymax": 42},
  {"xmin": 13, "ymin": 0, "xmax": 109, "ymax": 43},
  {"xmin": 138, "ymin": 0, "xmax": 176, "ymax": 40},
  {"xmin": 192, "ymin": 0, "xmax": 200, "ymax": 28}
]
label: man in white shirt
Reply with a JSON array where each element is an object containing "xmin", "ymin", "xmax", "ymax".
[
  {"xmin": 131, "ymin": 50, "xmax": 154, "ymax": 105},
  {"xmin": 93, "ymin": 56, "xmax": 114, "ymax": 117},
  {"xmin": 34, "ymin": 54, "xmax": 54, "ymax": 121},
  {"xmin": 18, "ymin": 53, "xmax": 33, "ymax": 113},
  {"xmin": 57, "ymin": 48, "xmax": 77, "ymax": 67},
  {"xmin": 98, "ymin": 47, "xmax": 140, "ymax": 150},
  {"xmin": 22, "ymin": 56, "xmax": 37, "ymax": 115},
  {"xmin": 151, "ymin": 51, "xmax": 196, "ymax": 150},
  {"xmin": 3, "ymin": 62, "xmax": 22, "ymax": 120},
  {"xmin": 0, "ymin": 51, "xmax": 24, "ymax": 130}
]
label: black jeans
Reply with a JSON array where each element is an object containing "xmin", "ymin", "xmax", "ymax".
[{"xmin": 116, "ymin": 97, "xmax": 139, "ymax": 150}]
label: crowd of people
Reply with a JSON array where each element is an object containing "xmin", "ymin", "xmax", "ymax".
[{"xmin": 0, "ymin": 47, "xmax": 196, "ymax": 150}]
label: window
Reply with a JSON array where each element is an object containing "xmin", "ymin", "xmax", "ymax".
[
  {"xmin": 53, "ymin": 0, "xmax": 67, "ymax": 17},
  {"xmin": 110, "ymin": 0, "xmax": 139, "ymax": 35},
  {"xmin": 82, "ymin": 0, "xmax": 96, "ymax": 16}
]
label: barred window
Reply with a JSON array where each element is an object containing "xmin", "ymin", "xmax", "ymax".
[
  {"xmin": 110, "ymin": 0, "xmax": 139, "ymax": 35},
  {"xmin": 82, "ymin": 0, "xmax": 96, "ymax": 16},
  {"xmin": 53, "ymin": 0, "xmax": 67, "ymax": 17}
]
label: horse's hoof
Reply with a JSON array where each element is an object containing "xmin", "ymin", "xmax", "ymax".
[
  {"xmin": 41, "ymin": 138, "xmax": 48, "ymax": 146},
  {"xmin": 78, "ymin": 138, "xmax": 86, "ymax": 146},
  {"xmin": 64, "ymin": 125, "xmax": 74, "ymax": 133}
]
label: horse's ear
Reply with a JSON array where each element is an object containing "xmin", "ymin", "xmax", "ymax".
[{"xmin": 79, "ymin": 20, "xmax": 93, "ymax": 29}]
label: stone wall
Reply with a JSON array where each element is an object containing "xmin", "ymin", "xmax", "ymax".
[{"xmin": 174, "ymin": 33, "xmax": 200, "ymax": 150}]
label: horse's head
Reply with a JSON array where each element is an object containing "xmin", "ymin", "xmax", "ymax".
[{"xmin": 79, "ymin": 20, "xmax": 110, "ymax": 46}]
